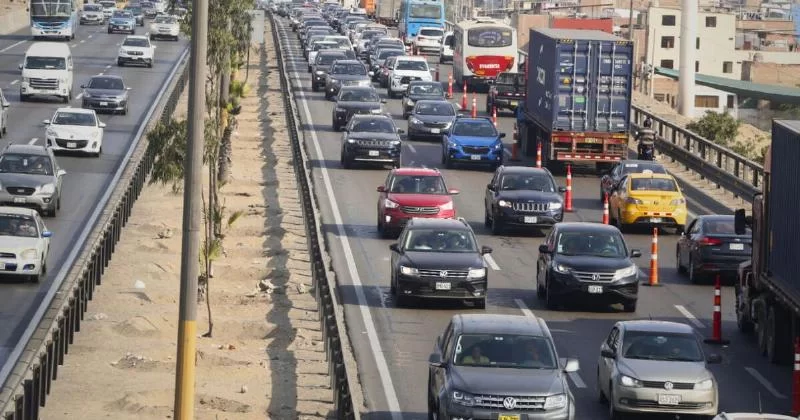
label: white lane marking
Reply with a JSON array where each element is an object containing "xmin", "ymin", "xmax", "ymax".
[
  {"xmin": 10, "ymin": 80, "xmax": 19, "ymax": 86},
  {"xmin": 70, "ymin": 43, "xmax": 77, "ymax": 48},
  {"xmin": 674, "ymin": 304, "xmax": 705, "ymax": 329},
  {"xmin": 405, "ymin": 142, "xmax": 417, "ymax": 154},
  {"xmin": 88, "ymin": 35, "xmax": 93, "ymax": 39},
  {"xmin": 744, "ymin": 367, "xmax": 787, "ymax": 399},
  {"xmin": 105, "ymin": 64, "xmax": 112, "ymax": 69},
  {"xmin": 515, "ymin": 298, "xmax": 587, "ymax": 388},
  {"xmin": 0, "ymin": 39, "xmax": 27, "ymax": 54},
  {"xmin": 28, "ymin": 138, "xmax": 38, "ymax": 145},
  {"xmin": 285, "ymin": 31, "xmax": 403, "ymax": 420},
  {"xmin": 483, "ymin": 254, "xmax": 500, "ymax": 271},
  {"xmin": 80, "ymin": 40, "xmax": 86, "ymax": 43},
  {"xmin": 75, "ymin": 93, "xmax": 84, "ymax": 100}
]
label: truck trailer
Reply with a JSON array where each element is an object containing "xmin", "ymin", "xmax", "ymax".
[
  {"xmin": 516, "ymin": 28, "xmax": 632, "ymax": 171},
  {"xmin": 734, "ymin": 120, "xmax": 800, "ymax": 365},
  {"xmin": 375, "ymin": 0, "xmax": 398, "ymax": 26}
]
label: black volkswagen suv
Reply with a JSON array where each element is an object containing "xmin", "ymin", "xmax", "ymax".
[
  {"xmin": 428, "ymin": 314, "xmax": 579, "ymax": 420},
  {"xmin": 340, "ymin": 115, "xmax": 403, "ymax": 169},
  {"xmin": 324, "ymin": 59, "xmax": 372, "ymax": 100},
  {"xmin": 331, "ymin": 86, "xmax": 385, "ymax": 131},
  {"xmin": 311, "ymin": 50, "xmax": 349, "ymax": 92},
  {"xmin": 389, "ymin": 218, "xmax": 491, "ymax": 308},
  {"xmin": 484, "ymin": 166, "xmax": 566, "ymax": 235}
]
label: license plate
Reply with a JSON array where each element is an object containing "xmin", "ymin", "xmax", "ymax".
[
  {"xmin": 13, "ymin": 197, "xmax": 26, "ymax": 204},
  {"xmin": 498, "ymin": 415, "xmax": 520, "ymax": 420},
  {"xmin": 100, "ymin": 101, "xmax": 108, "ymax": 106},
  {"xmin": 658, "ymin": 394, "xmax": 681, "ymax": 405},
  {"xmin": 368, "ymin": 150, "xmax": 379, "ymax": 157},
  {"xmin": 730, "ymin": 243, "xmax": 744, "ymax": 250},
  {"xmin": 0, "ymin": 262, "xmax": 5, "ymax": 270},
  {"xmin": 435, "ymin": 282, "xmax": 451, "ymax": 290},
  {"xmin": 430, "ymin": 128, "xmax": 440, "ymax": 134},
  {"xmin": 650, "ymin": 217, "xmax": 662, "ymax": 223},
  {"xmin": 470, "ymin": 155, "xmax": 481, "ymax": 160},
  {"xmin": 67, "ymin": 142, "xmax": 77, "ymax": 148},
  {"xmin": 524, "ymin": 216, "xmax": 537, "ymax": 224},
  {"xmin": 588, "ymin": 285, "xmax": 603, "ymax": 294}
]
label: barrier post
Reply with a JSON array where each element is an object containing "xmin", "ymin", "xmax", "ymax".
[
  {"xmin": 511, "ymin": 123, "xmax": 519, "ymax": 161},
  {"xmin": 643, "ymin": 228, "xmax": 661, "ymax": 287},
  {"xmin": 461, "ymin": 81, "xmax": 467, "ymax": 110},
  {"xmin": 602, "ymin": 193, "xmax": 609, "ymax": 224},
  {"xmin": 447, "ymin": 72, "xmax": 453, "ymax": 98},
  {"xmin": 564, "ymin": 164, "xmax": 573, "ymax": 212},
  {"xmin": 471, "ymin": 94, "xmax": 477, "ymax": 118},
  {"xmin": 704, "ymin": 275, "xmax": 730, "ymax": 344},
  {"xmin": 435, "ymin": 65, "xmax": 440, "ymax": 82},
  {"xmin": 792, "ymin": 338, "xmax": 800, "ymax": 416},
  {"xmin": 536, "ymin": 142, "xmax": 542, "ymax": 168},
  {"xmin": 492, "ymin": 105, "xmax": 497, "ymax": 126}
]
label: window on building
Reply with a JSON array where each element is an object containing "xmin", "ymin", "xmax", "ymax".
[
  {"xmin": 706, "ymin": 16, "xmax": 717, "ymax": 27},
  {"xmin": 661, "ymin": 36, "xmax": 675, "ymax": 48},
  {"xmin": 654, "ymin": 93, "xmax": 666, "ymax": 102},
  {"xmin": 662, "ymin": 15, "xmax": 676, "ymax": 26},
  {"xmin": 695, "ymin": 95, "xmax": 719, "ymax": 108},
  {"xmin": 696, "ymin": 37, "xmax": 700, "ymax": 49},
  {"xmin": 723, "ymin": 61, "xmax": 733, "ymax": 73},
  {"xmin": 660, "ymin": 59, "xmax": 674, "ymax": 69},
  {"xmin": 695, "ymin": 61, "xmax": 700, "ymax": 72},
  {"xmin": 727, "ymin": 95, "xmax": 735, "ymax": 109}
]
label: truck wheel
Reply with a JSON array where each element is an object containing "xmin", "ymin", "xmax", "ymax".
[
  {"xmin": 766, "ymin": 306, "xmax": 791, "ymax": 364},
  {"xmin": 735, "ymin": 286, "xmax": 754, "ymax": 333}
]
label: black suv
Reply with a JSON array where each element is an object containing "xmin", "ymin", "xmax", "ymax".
[
  {"xmin": 311, "ymin": 50, "xmax": 349, "ymax": 92},
  {"xmin": 536, "ymin": 222, "xmax": 642, "ymax": 312},
  {"xmin": 331, "ymin": 86, "xmax": 385, "ymax": 131},
  {"xmin": 486, "ymin": 72, "xmax": 525, "ymax": 113},
  {"xmin": 428, "ymin": 314, "xmax": 579, "ymax": 420},
  {"xmin": 389, "ymin": 218, "xmax": 492, "ymax": 308},
  {"xmin": 340, "ymin": 115, "xmax": 403, "ymax": 169},
  {"xmin": 599, "ymin": 159, "xmax": 667, "ymax": 202},
  {"xmin": 484, "ymin": 166, "xmax": 566, "ymax": 235},
  {"xmin": 401, "ymin": 80, "xmax": 446, "ymax": 119},
  {"xmin": 324, "ymin": 59, "xmax": 371, "ymax": 100}
]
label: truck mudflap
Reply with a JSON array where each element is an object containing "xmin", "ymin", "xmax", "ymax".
[{"xmin": 550, "ymin": 132, "xmax": 628, "ymax": 162}]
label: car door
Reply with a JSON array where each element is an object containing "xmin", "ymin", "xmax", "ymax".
[
  {"xmin": 485, "ymin": 167, "xmax": 500, "ymax": 215},
  {"xmin": 430, "ymin": 321, "xmax": 452, "ymax": 394},
  {"xmin": 608, "ymin": 175, "xmax": 628, "ymax": 218},
  {"xmin": 601, "ymin": 163, "xmax": 621, "ymax": 196},
  {"xmin": 536, "ymin": 228, "xmax": 556, "ymax": 289},
  {"xmin": 0, "ymin": 88, "xmax": 8, "ymax": 133},
  {"xmin": 598, "ymin": 325, "xmax": 621, "ymax": 395},
  {"xmin": 49, "ymin": 150, "xmax": 65, "ymax": 193},
  {"xmin": 378, "ymin": 171, "xmax": 392, "ymax": 219},
  {"xmin": 390, "ymin": 226, "xmax": 408, "ymax": 282},
  {"xmin": 682, "ymin": 219, "xmax": 703, "ymax": 264},
  {"xmin": 36, "ymin": 214, "xmax": 50, "ymax": 256}
]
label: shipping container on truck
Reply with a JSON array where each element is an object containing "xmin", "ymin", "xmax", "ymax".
[
  {"xmin": 360, "ymin": 0, "xmax": 376, "ymax": 17},
  {"xmin": 551, "ymin": 17, "xmax": 614, "ymax": 34},
  {"xmin": 734, "ymin": 120, "xmax": 800, "ymax": 366},
  {"xmin": 516, "ymin": 28, "xmax": 632, "ymax": 172},
  {"xmin": 376, "ymin": 0, "xmax": 398, "ymax": 25}
]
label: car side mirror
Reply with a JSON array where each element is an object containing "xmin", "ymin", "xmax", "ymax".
[
  {"xmin": 734, "ymin": 208, "xmax": 748, "ymax": 235},
  {"xmin": 381, "ymin": 99, "xmax": 387, "ymax": 104},
  {"xmin": 80, "ymin": 84, "xmax": 86, "ymax": 89},
  {"xmin": 396, "ymin": 128, "xmax": 404, "ymax": 134},
  {"xmin": 706, "ymin": 354, "xmax": 722, "ymax": 364},
  {"xmin": 57, "ymin": 169, "xmax": 67, "ymax": 177},
  {"xmin": 126, "ymin": 87, "xmax": 132, "ymax": 90},
  {"xmin": 600, "ymin": 348, "xmax": 616, "ymax": 359},
  {"xmin": 499, "ymin": 133, "xmax": 506, "ymax": 138},
  {"xmin": 558, "ymin": 186, "xmax": 567, "ymax": 193},
  {"xmin": 486, "ymin": 183, "xmax": 495, "ymax": 191},
  {"xmin": 389, "ymin": 243, "xmax": 400, "ymax": 253},
  {"xmin": 42, "ymin": 120, "xmax": 51, "ymax": 125},
  {"xmin": 42, "ymin": 231, "xmax": 53, "ymax": 238},
  {"xmin": 368, "ymin": 71, "xmax": 374, "ymax": 76},
  {"xmin": 629, "ymin": 249, "xmax": 642, "ymax": 258},
  {"xmin": 428, "ymin": 352, "xmax": 444, "ymax": 367},
  {"xmin": 480, "ymin": 246, "xmax": 492, "ymax": 255},
  {"xmin": 448, "ymin": 188, "xmax": 459, "ymax": 195},
  {"xmin": 563, "ymin": 358, "xmax": 579, "ymax": 372},
  {"xmin": 99, "ymin": 122, "xmax": 107, "ymax": 128},
  {"xmin": 1, "ymin": 102, "xmax": 8, "ymax": 108},
  {"xmin": 376, "ymin": 185, "xmax": 386, "ymax": 192},
  {"xmin": 538, "ymin": 244, "xmax": 550, "ymax": 253},
  {"xmin": 18, "ymin": 64, "xmax": 23, "ymax": 70}
]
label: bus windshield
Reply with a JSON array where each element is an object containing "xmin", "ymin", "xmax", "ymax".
[
  {"xmin": 31, "ymin": 0, "xmax": 72, "ymax": 16},
  {"xmin": 468, "ymin": 26, "xmax": 513, "ymax": 48},
  {"xmin": 409, "ymin": 3, "xmax": 440, "ymax": 19}
]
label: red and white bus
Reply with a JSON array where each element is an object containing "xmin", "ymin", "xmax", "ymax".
[{"xmin": 450, "ymin": 18, "xmax": 518, "ymax": 88}]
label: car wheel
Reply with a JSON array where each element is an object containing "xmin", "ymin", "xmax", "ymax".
[
  {"xmin": 307, "ymin": 65, "xmax": 312, "ymax": 73},
  {"xmin": 108, "ymin": 29, "xmax": 112, "ymax": 33},
  {"xmin": 688, "ymin": 257, "xmax": 702, "ymax": 284},
  {"xmin": 427, "ymin": 379, "xmax": 437, "ymax": 420},
  {"xmin": 94, "ymin": 147, "xmax": 102, "ymax": 157},
  {"xmin": 676, "ymin": 246, "xmax": 686, "ymax": 274},
  {"xmin": 122, "ymin": 105, "xmax": 128, "ymax": 115},
  {"xmin": 19, "ymin": 94, "xmax": 27, "ymax": 102},
  {"xmin": 473, "ymin": 297, "xmax": 486, "ymax": 309},
  {"xmin": 444, "ymin": 154, "xmax": 453, "ymax": 169},
  {"xmin": 622, "ymin": 300, "xmax": 637, "ymax": 313},
  {"xmin": 332, "ymin": 121, "xmax": 339, "ymax": 131},
  {"xmin": 608, "ymin": 388, "xmax": 623, "ymax": 419},
  {"xmin": 393, "ymin": 158, "xmax": 401, "ymax": 169},
  {"xmin": 490, "ymin": 214, "xmax": 503, "ymax": 235},
  {"xmin": 147, "ymin": 61, "xmax": 153, "ymax": 68},
  {"xmin": 597, "ymin": 369, "xmax": 607, "ymax": 403},
  {"xmin": 484, "ymin": 209, "xmax": 491, "ymax": 228},
  {"xmin": 118, "ymin": 59, "xmax": 124, "ymax": 66},
  {"xmin": 545, "ymin": 281, "xmax": 559, "ymax": 310},
  {"xmin": 394, "ymin": 287, "xmax": 407, "ymax": 308},
  {"xmin": 311, "ymin": 83, "xmax": 318, "ymax": 92}
]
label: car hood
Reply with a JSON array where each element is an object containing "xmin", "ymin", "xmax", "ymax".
[
  {"xmin": 450, "ymin": 366, "xmax": 566, "ymax": 396},
  {"xmin": 0, "ymin": 173, "xmax": 55, "ymax": 188},
  {"xmin": 387, "ymin": 193, "xmax": 450, "ymax": 206},
  {"xmin": 414, "ymin": 114, "xmax": 456, "ymax": 124},
  {"xmin": 408, "ymin": 93, "xmax": 445, "ymax": 101},
  {"xmin": 393, "ymin": 69, "xmax": 432, "ymax": 79},
  {"xmin": 328, "ymin": 74, "xmax": 370, "ymax": 81},
  {"xmin": 49, "ymin": 125, "xmax": 99, "ymax": 138},
  {"xmin": 401, "ymin": 251, "xmax": 483, "ymax": 270},
  {"xmin": 337, "ymin": 101, "xmax": 381, "ymax": 109},
  {"xmin": 347, "ymin": 132, "xmax": 399, "ymax": 141},
  {"xmin": 23, "ymin": 69, "xmax": 67, "ymax": 79},
  {"xmin": 450, "ymin": 136, "xmax": 500, "ymax": 147},
  {"xmin": 618, "ymin": 358, "xmax": 711, "ymax": 384},
  {"xmin": 314, "ymin": 65, "xmax": 333, "ymax": 72},
  {"xmin": 553, "ymin": 255, "xmax": 632, "ymax": 272},
  {"xmin": 85, "ymin": 88, "xmax": 126, "ymax": 98},
  {"xmin": 0, "ymin": 236, "xmax": 42, "ymax": 252},
  {"xmin": 110, "ymin": 18, "xmax": 134, "ymax": 24},
  {"xmin": 495, "ymin": 190, "xmax": 562, "ymax": 203}
]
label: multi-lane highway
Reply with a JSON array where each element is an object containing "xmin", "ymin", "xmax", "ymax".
[
  {"xmin": 273, "ymin": 17, "xmax": 793, "ymax": 418},
  {"xmin": 0, "ymin": 25, "xmax": 188, "ymax": 365}
]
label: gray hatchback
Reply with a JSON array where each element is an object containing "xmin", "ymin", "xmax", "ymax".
[{"xmin": 0, "ymin": 144, "xmax": 65, "ymax": 217}]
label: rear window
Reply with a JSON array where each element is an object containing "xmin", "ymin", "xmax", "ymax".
[
  {"xmin": 395, "ymin": 60, "xmax": 428, "ymax": 71},
  {"xmin": 704, "ymin": 219, "xmax": 751, "ymax": 235},
  {"xmin": 630, "ymin": 178, "xmax": 678, "ymax": 192},
  {"xmin": 495, "ymin": 72, "xmax": 525, "ymax": 86},
  {"xmin": 317, "ymin": 53, "xmax": 346, "ymax": 65},
  {"xmin": 620, "ymin": 162, "xmax": 667, "ymax": 175},
  {"xmin": 419, "ymin": 29, "xmax": 443, "ymax": 37}
]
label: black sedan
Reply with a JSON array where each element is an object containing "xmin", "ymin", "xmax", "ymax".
[
  {"xmin": 536, "ymin": 222, "xmax": 641, "ymax": 312},
  {"xmin": 81, "ymin": 75, "xmax": 130, "ymax": 115},
  {"xmin": 407, "ymin": 100, "xmax": 456, "ymax": 141},
  {"xmin": 484, "ymin": 166, "xmax": 566, "ymax": 235},
  {"xmin": 311, "ymin": 50, "xmax": 349, "ymax": 92},
  {"xmin": 331, "ymin": 86, "xmax": 385, "ymax": 131},
  {"xmin": 324, "ymin": 59, "xmax": 371, "ymax": 100},
  {"xmin": 389, "ymin": 217, "xmax": 492, "ymax": 308},
  {"xmin": 676, "ymin": 214, "xmax": 752, "ymax": 284},
  {"xmin": 599, "ymin": 159, "xmax": 667, "ymax": 202},
  {"xmin": 340, "ymin": 115, "xmax": 403, "ymax": 169},
  {"xmin": 401, "ymin": 81, "xmax": 446, "ymax": 118}
]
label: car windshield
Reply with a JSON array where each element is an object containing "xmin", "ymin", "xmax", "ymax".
[
  {"xmin": 395, "ymin": 60, "xmax": 428, "ymax": 71},
  {"xmin": 339, "ymin": 89, "xmax": 379, "ymax": 102},
  {"xmin": 154, "ymin": 16, "xmax": 176, "ymax": 23},
  {"xmin": 630, "ymin": 178, "xmax": 678, "ymax": 192},
  {"xmin": 453, "ymin": 334, "xmax": 558, "ymax": 369},
  {"xmin": 25, "ymin": 56, "xmax": 66, "ymax": 70},
  {"xmin": 88, "ymin": 77, "xmax": 124, "ymax": 90},
  {"xmin": 314, "ymin": 42, "xmax": 338, "ymax": 50},
  {"xmin": 556, "ymin": 231, "xmax": 627, "ymax": 258},
  {"xmin": 452, "ymin": 121, "xmax": 497, "ymax": 137},
  {"xmin": 123, "ymin": 38, "xmax": 150, "ymax": 47},
  {"xmin": 404, "ymin": 229, "xmax": 477, "ymax": 253},
  {"xmin": 363, "ymin": 30, "xmax": 386, "ymax": 40},
  {"xmin": 409, "ymin": 84, "xmax": 443, "ymax": 96},
  {"xmin": 620, "ymin": 162, "xmax": 667, "ymax": 176},
  {"xmin": 100, "ymin": 1, "xmax": 116, "ymax": 7},
  {"xmin": 112, "ymin": 11, "xmax": 132, "ymax": 18},
  {"xmin": 53, "ymin": 112, "xmax": 96, "ymax": 126},
  {"xmin": 0, "ymin": 214, "xmax": 39, "ymax": 238},
  {"xmin": 378, "ymin": 49, "xmax": 404, "ymax": 59},
  {"xmin": 0, "ymin": 154, "xmax": 53, "ymax": 176},
  {"xmin": 415, "ymin": 102, "xmax": 454, "ymax": 116},
  {"xmin": 500, "ymin": 174, "xmax": 555, "ymax": 192},
  {"xmin": 622, "ymin": 331, "xmax": 704, "ymax": 362},
  {"xmin": 496, "ymin": 72, "xmax": 525, "ymax": 86},
  {"xmin": 389, "ymin": 175, "xmax": 445, "ymax": 194},
  {"xmin": 84, "ymin": 4, "xmax": 102, "ymax": 11},
  {"xmin": 419, "ymin": 28, "xmax": 443, "ymax": 37},
  {"xmin": 125, "ymin": 6, "xmax": 142, "ymax": 13},
  {"xmin": 351, "ymin": 118, "xmax": 394, "ymax": 133},
  {"xmin": 317, "ymin": 54, "xmax": 345, "ymax": 65},
  {"xmin": 377, "ymin": 41, "xmax": 403, "ymax": 49},
  {"xmin": 704, "ymin": 218, "xmax": 751, "ymax": 235},
  {"xmin": 332, "ymin": 63, "xmax": 366, "ymax": 75}
]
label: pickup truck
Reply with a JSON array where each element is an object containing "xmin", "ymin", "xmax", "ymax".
[{"xmin": 486, "ymin": 72, "xmax": 525, "ymax": 114}]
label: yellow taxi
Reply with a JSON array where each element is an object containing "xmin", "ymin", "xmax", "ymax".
[{"xmin": 608, "ymin": 172, "xmax": 687, "ymax": 233}]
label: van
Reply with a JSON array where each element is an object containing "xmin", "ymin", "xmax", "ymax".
[{"xmin": 18, "ymin": 42, "xmax": 74, "ymax": 103}]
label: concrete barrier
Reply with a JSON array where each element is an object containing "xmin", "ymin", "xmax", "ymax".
[{"xmin": 0, "ymin": 8, "xmax": 28, "ymax": 36}]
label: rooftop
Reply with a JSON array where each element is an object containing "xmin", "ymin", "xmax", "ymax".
[{"xmin": 456, "ymin": 314, "xmax": 546, "ymax": 336}]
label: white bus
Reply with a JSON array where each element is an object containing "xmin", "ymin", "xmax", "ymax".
[{"xmin": 449, "ymin": 18, "xmax": 517, "ymax": 88}]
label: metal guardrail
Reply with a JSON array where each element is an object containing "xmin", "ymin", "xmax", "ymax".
[
  {"xmin": 0, "ymin": 46, "xmax": 190, "ymax": 419},
  {"xmin": 442, "ymin": 18, "xmax": 765, "ymax": 202},
  {"xmin": 269, "ymin": 12, "xmax": 359, "ymax": 420}
]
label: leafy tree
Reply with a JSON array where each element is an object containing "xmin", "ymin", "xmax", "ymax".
[{"xmin": 686, "ymin": 111, "xmax": 740, "ymax": 147}]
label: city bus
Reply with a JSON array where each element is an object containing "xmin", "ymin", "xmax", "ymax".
[
  {"xmin": 450, "ymin": 18, "xmax": 518, "ymax": 88},
  {"xmin": 397, "ymin": 0, "xmax": 444, "ymax": 45},
  {"xmin": 29, "ymin": 0, "xmax": 78, "ymax": 40}
]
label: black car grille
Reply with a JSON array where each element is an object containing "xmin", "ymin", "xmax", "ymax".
[
  {"xmin": 418, "ymin": 269, "xmax": 468, "ymax": 278},
  {"xmin": 127, "ymin": 51, "xmax": 144, "ymax": 56},
  {"xmin": 423, "ymin": 121, "xmax": 449, "ymax": 128},
  {"xmin": 472, "ymin": 394, "xmax": 547, "ymax": 411},
  {"xmin": 462, "ymin": 146, "xmax": 490, "ymax": 154},
  {"xmin": 511, "ymin": 202, "xmax": 549, "ymax": 212},
  {"xmin": 0, "ymin": 252, "xmax": 16, "ymax": 258},
  {"xmin": 572, "ymin": 271, "xmax": 616, "ymax": 283},
  {"xmin": 7, "ymin": 187, "xmax": 35, "ymax": 196},
  {"xmin": 641, "ymin": 381, "xmax": 695, "ymax": 390},
  {"xmin": 55, "ymin": 139, "xmax": 89, "ymax": 148},
  {"xmin": 354, "ymin": 139, "xmax": 395, "ymax": 147},
  {"xmin": 400, "ymin": 206, "xmax": 439, "ymax": 215}
]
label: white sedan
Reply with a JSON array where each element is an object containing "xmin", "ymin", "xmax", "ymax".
[
  {"xmin": 149, "ymin": 15, "xmax": 180, "ymax": 41},
  {"xmin": 43, "ymin": 108, "xmax": 105, "ymax": 157},
  {"xmin": 0, "ymin": 207, "xmax": 51, "ymax": 283}
]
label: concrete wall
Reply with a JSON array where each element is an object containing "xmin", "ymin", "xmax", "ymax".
[
  {"xmin": 735, "ymin": 50, "xmax": 800, "ymax": 65},
  {"xmin": 0, "ymin": 5, "xmax": 28, "ymax": 35}
]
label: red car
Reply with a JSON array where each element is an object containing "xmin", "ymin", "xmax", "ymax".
[{"xmin": 376, "ymin": 167, "xmax": 459, "ymax": 237}]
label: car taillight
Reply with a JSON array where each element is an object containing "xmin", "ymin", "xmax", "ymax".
[{"xmin": 697, "ymin": 237, "xmax": 723, "ymax": 246}]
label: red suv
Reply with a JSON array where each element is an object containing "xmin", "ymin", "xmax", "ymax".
[{"xmin": 376, "ymin": 167, "xmax": 459, "ymax": 238}]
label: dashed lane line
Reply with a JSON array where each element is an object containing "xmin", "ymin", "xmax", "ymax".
[
  {"xmin": 483, "ymin": 254, "xmax": 500, "ymax": 271},
  {"xmin": 674, "ymin": 304, "xmax": 705, "ymax": 329},
  {"xmin": 0, "ymin": 39, "xmax": 27, "ymax": 54},
  {"xmin": 10, "ymin": 80, "xmax": 19, "ymax": 86},
  {"xmin": 28, "ymin": 138, "xmax": 38, "ymax": 145},
  {"xmin": 744, "ymin": 367, "xmax": 787, "ymax": 399}
]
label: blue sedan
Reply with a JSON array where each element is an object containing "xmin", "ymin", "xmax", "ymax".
[
  {"xmin": 108, "ymin": 11, "xmax": 136, "ymax": 34},
  {"xmin": 441, "ymin": 117, "xmax": 505, "ymax": 170}
]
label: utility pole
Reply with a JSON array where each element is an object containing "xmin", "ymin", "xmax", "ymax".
[
  {"xmin": 173, "ymin": 0, "xmax": 209, "ymax": 413},
  {"xmin": 628, "ymin": 0, "xmax": 634, "ymax": 40}
]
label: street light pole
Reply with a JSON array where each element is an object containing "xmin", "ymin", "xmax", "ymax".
[{"xmin": 173, "ymin": 0, "xmax": 209, "ymax": 414}]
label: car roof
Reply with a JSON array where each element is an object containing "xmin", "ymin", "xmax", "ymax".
[
  {"xmin": 319, "ymin": 50, "xmax": 347, "ymax": 56},
  {"xmin": 26, "ymin": 42, "xmax": 71, "ymax": 56},
  {"xmin": 339, "ymin": 86, "xmax": 374, "ymax": 92},
  {"xmin": 350, "ymin": 114, "xmax": 392, "ymax": 122},
  {"xmin": 55, "ymin": 107, "xmax": 96, "ymax": 114},
  {"xmin": 499, "ymin": 166, "xmax": 552, "ymax": 176},
  {"xmin": 333, "ymin": 59, "xmax": 362, "ymax": 64},
  {"xmin": 454, "ymin": 117, "xmax": 494, "ymax": 124},
  {"xmin": 124, "ymin": 35, "xmax": 150, "ymax": 41},
  {"xmin": 414, "ymin": 99, "xmax": 451, "ymax": 105},
  {"xmin": 396, "ymin": 56, "xmax": 428, "ymax": 62},
  {"xmin": 0, "ymin": 206, "xmax": 40, "ymax": 217},
  {"xmin": 4, "ymin": 144, "xmax": 49, "ymax": 156},
  {"xmin": 392, "ymin": 167, "xmax": 441, "ymax": 176},
  {"xmin": 619, "ymin": 320, "xmax": 695, "ymax": 334},
  {"xmin": 455, "ymin": 314, "xmax": 546, "ymax": 336},
  {"xmin": 407, "ymin": 217, "xmax": 469, "ymax": 230},
  {"xmin": 554, "ymin": 222, "xmax": 621, "ymax": 234},
  {"xmin": 626, "ymin": 172, "xmax": 675, "ymax": 180},
  {"xmin": 409, "ymin": 81, "xmax": 440, "ymax": 86},
  {"xmin": 90, "ymin": 74, "xmax": 124, "ymax": 81}
]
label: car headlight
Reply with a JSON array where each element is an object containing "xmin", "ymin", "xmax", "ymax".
[
  {"xmin": 543, "ymin": 394, "xmax": 567, "ymax": 410},
  {"xmin": 447, "ymin": 140, "xmax": 457, "ymax": 148},
  {"xmin": 83, "ymin": 92, "xmax": 91, "ymax": 98},
  {"xmin": 553, "ymin": 263, "xmax": 571, "ymax": 274},
  {"xmin": 619, "ymin": 375, "xmax": 643, "ymax": 388},
  {"xmin": 497, "ymin": 200, "xmax": 511, "ymax": 208},
  {"xmin": 91, "ymin": 131, "xmax": 100, "ymax": 139},
  {"xmin": 493, "ymin": 142, "xmax": 503, "ymax": 150},
  {"xmin": 331, "ymin": 79, "xmax": 341, "ymax": 85},
  {"xmin": 549, "ymin": 202, "xmax": 562, "ymax": 210},
  {"xmin": 334, "ymin": 107, "xmax": 345, "ymax": 113},
  {"xmin": 468, "ymin": 268, "xmax": 486, "ymax": 279},
  {"xmin": 346, "ymin": 138, "xmax": 356, "ymax": 143},
  {"xmin": 613, "ymin": 265, "xmax": 638, "ymax": 280},
  {"xmin": 695, "ymin": 378, "xmax": 714, "ymax": 390},
  {"xmin": 670, "ymin": 198, "xmax": 686, "ymax": 205},
  {"xmin": 20, "ymin": 249, "xmax": 38, "ymax": 260},
  {"xmin": 452, "ymin": 390, "xmax": 476, "ymax": 406},
  {"xmin": 46, "ymin": 129, "xmax": 56, "ymax": 138},
  {"xmin": 315, "ymin": 70, "xmax": 324, "ymax": 75},
  {"xmin": 40, "ymin": 184, "xmax": 56, "ymax": 194},
  {"xmin": 383, "ymin": 198, "xmax": 399, "ymax": 209},
  {"xmin": 370, "ymin": 108, "xmax": 382, "ymax": 114},
  {"xmin": 409, "ymin": 117, "xmax": 422, "ymax": 125},
  {"xmin": 406, "ymin": 99, "xmax": 414, "ymax": 106},
  {"xmin": 440, "ymin": 201, "xmax": 453, "ymax": 211},
  {"xmin": 400, "ymin": 265, "xmax": 418, "ymax": 276},
  {"xmin": 119, "ymin": 48, "xmax": 127, "ymax": 55}
]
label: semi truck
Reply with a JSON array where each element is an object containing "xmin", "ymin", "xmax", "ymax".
[
  {"xmin": 359, "ymin": 0, "xmax": 375, "ymax": 17},
  {"xmin": 375, "ymin": 0, "xmax": 398, "ymax": 26},
  {"xmin": 734, "ymin": 120, "xmax": 800, "ymax": 366},
  {"xmin": 516, "ymin": 28, "xmax": 632, "ymax": 171}
]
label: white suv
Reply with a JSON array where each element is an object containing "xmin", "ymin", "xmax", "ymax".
[
  {"xmin": 117, "ymin": 35, "xmax": 156, "ymax": 67},
  {"xmin": 387, "ymin": 56, "xmax": 432, "ymax": 98},
  {"xmin": 0, "ymin": 88, "xmax": 8, "ymax": 139},
  {"xmin": 43, "ymin": 107, "xmax": 105, "ymax": 156},
  {"xmin": 412, "ymin": 26, "xmax": 444, "ymax": 54},
  {"xmin": 0, "ymin": 207, "xmax": 52, "ymax": 283},
  {"xmin": 439, "ymin": 31, "xmax": 454, "ymax": 63}
]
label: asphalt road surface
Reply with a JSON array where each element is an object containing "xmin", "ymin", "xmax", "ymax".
[
  {"xmin": 286, "ymin": 17, "xmax": 791, "ymax": 419},
  {"xmin": 0, "ymin": 25, "xmax": 188, "ymax": 366}
]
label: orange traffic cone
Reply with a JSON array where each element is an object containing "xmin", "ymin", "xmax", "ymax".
[
  {"xmin": 492, "ymin": 106, "xmax": 497, "ymax": 126},
  {"xmin": 461, "ymin": 82, "xmax": 467, "ymax": 110},
  {"xmin": 447, "ymin": 73, "xmax": 453, "ymax": 98},
  {"xmin": 602, "ymin": 193, "xmax": 609, "ymax": 224},
  {"xmin": 643, "ymin": 228, "xmax": 661, "ymax": 286},
  {"xmin": 471, "ymin": 94, "xmax": 477, "ymax": 118},
  {"xmin": 564, "ymin": 164, "xmax": 573, "ymax": 212},
  {"xmin": 535, "ymin": 142, "xmax": 542, "ymax": 168}
]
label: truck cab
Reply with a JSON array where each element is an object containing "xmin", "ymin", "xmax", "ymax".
[{"xmin": 18, "ymin": 42, "xmax": 74, "ymax": 103}]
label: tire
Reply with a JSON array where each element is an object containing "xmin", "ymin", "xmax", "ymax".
[
  {"xmin": 484, "ymin": 209, "xmax": 491, "ymax": 228},
  {"xmin": 393, "ymin": 158, "xmax": 401, "ymax": 169},
  {"xmin": 622, "ymin": 300, "xmax": 637, "ymax": 313},
  {"xmin": 311, "ymin": 83, "xmax": 318, "ymax": 92},
  {"xmin": 147, "ymin": 61, "xmax": 153, "ymax": 68},
  {"xmin": 490, "ymin": 215, "xmax": 503, "ymax": 235},
  {"xmin": 444, "ymin": 154, "xmax": 453, "ymax": 169},
  {"xmin": 108, "ymin": 29, "xmax": 112, "ymax": 34},
  {"xmin": 122, "ymin": 105, "xmax": 128, "ymax": 115},
  {"xmin": 332, "ymin": 121, "xmax": 339, "ymax": 131},
  {"xmin": 688, "ymin": 258, "xmax": 702, "ymax": 284},
  {"xmin": 597, "ymin": 369, "xmax": 607, "ymax": 403},
  {"xmin": 608, "ymin": 388, "xmax": 623, "ymax": 420},
  {"xmin": 736, "ymin": 286, "xmax": 755, "ymax": 333},
  {"xmin": 473, "ymin": 297, "xmax": 486, "ymax": 309},
  {"xmin": 118, "ymin": 59, "xmax": 124, "ymax": 66},
  {"xmin": 62, "ymin": 94, "xmax": 69, "ymax": 104},
  {"xmin": 676, "ymin": 246, "xmax": 686, "ymax": 274},
  {"xmin": 19, "ymin": 94, "xmax": 27, "ymax": 102},
  {"xmin": 546, "ymin": 282, "xmax": 560, "ymax": 310}
]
